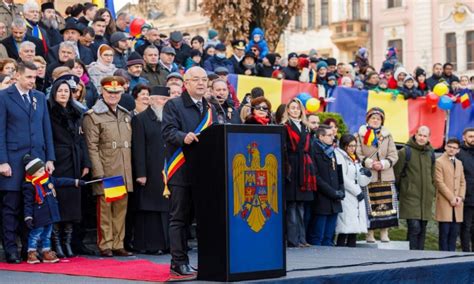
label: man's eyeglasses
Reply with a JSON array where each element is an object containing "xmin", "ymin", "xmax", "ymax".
[{"xmin": 187, "ymin": 78, "xmax": 208, "ymax": 83}]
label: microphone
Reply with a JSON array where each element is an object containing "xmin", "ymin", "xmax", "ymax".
[{"xmin": 209, "ymin": 96, "xmax": 228, "ymax": 124}]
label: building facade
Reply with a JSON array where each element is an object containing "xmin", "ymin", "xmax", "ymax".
[{"xmin": 371, "ymin": 0, "xmax": 474, "ymax": 76}]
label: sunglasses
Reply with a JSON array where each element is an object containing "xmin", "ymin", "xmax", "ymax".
[{"xmin": 254, "ymin": 106, "xmax": 268, "ymax": 111}]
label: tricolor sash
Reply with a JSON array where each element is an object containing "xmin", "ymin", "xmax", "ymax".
[{"xmin": 162, "ymin": 107, "xmax": 213, "ymax": 198}]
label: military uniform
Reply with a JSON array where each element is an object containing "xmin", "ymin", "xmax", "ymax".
[
  {"xmin": 82, "ymin": 77, "xmax": 133, "ymax": 255},
  {"xmin": 0, "ymin": 2, "xmax": 22, "ymax": 38}
]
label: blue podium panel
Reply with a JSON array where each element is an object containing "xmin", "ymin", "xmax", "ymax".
[{"xmin": 227, "ymin": 133, "xmax": 284, "ymax": 274}]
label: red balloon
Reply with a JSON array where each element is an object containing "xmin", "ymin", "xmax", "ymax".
[
  {"xmin": 130, "ymin": 18, "xmax": 146, "ymax": 37},
  {"xmin": 426, "ymin": 92, "xmax": 439, "ymax": 106}
]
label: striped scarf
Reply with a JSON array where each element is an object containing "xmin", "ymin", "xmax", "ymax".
[{"xmin": 25, "ymin": 172, "xmax": 50, "ymax": 204}]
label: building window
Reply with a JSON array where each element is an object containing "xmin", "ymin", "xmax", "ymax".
[
  {"xmin": 387, "ymin": 0, "xmax": 402, "ymax": 8},
  {"xmin": 186, "ymin": 0, "xmax": 198, "ymax": 12},
  {"xmin": 295, "ymin": 14, "xmax": 303, "ymax": 30},
  {"xmin": 308, "ymin": 0, "xmax": 315, "ymax": 29},
  {"xmin": 321, "ymin": 0, "xmax": 329, "ymax": 26},
  {"xmin": 445, "ymin": 32, "xmax": 457, "ymax": 70},
  {"xmin": 352, "ymin": 0, "xmax": 360, "ymax": 20},
  {"xmin": 467, "ymin": 31, "xmax": 474, "ymax": 70},
  {"xmin": 388, "ymin": 39, "xmax": 403, "ymax": 64}
]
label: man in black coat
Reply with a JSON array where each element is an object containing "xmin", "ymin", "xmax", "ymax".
[
  {"xmin": 209, "ymin": 78, "xmax": 240, "ymax": 124},
  {"xmin": 229, "ymin": 40, "xmax": 245, "ymax": 74},
  {"xmin": 282, "ymin": 52, "xmax": 301, "ymax": 81},
  {"xmin": 1, "ymin": 19, "xmax": 45, "ymax": 61},
  {"xmin": 426, "ymin": 63, "xmax": 445, "ymax": 91},
  {"xmin": 131, "ymin": 88, "xmax": 171, "ymax": 253},
  {"xmin": 307, "ymin": 124, "xmax": 344, "ymax": 246},
  {"xmin": 169, "ymin": 31, "xmax": 191, "ymax": 67},
  {"xmin": 161, "ymin": 67, "xmax": 217, "ymax": 279},
  {"xmin": 39, "ymin": 3, "xmax": 62, "ymax": 47},
  {"xmin": 48, "ymin": 22, "xmax": 94, "ymax": 65},
  {"xmin": 458, "ymin": 127, "xmax": 474, "ymax": 252}
]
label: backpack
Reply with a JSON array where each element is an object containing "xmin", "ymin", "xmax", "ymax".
[{"xmin": 396, "ymin": 145, "xmax": 435, "ymax": 190}]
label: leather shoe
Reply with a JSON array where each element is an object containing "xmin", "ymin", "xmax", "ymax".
[
  {"xmin": 171, "ymin": 264, "xmax": 197, "ymax": 277},
  {"xmin": 99, "ymin": 249, "xmax": 113, "ymax": 257},
  {"xmin": 6, "ymin": 253, "xmax": 21, "ymax": 264},
  {"xmin": 112, "ymin": 248, "xmax": 134, "ymax": 257}
]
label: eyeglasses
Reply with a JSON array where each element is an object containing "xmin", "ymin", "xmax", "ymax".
[
  {"xmin": 347, "ymin": 144, "xmax": 357, "ymax": 148},
  {"xmin": 187, "ymin": 77, "xmax": 208, "ymax": 83},
  {"xmin": 446, "ymin": 145, "xmax": 459, "ymax": 150},
  {"xmin": 254, "ymin": 106, "xmax": 268, "ymax": 111}
]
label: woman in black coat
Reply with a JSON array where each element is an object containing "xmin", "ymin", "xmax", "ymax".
[
  {"xmin": 282, "ymin": 98, "xmax": 316, "ymax": 247},
  {"xmin": 48, "ymin": 79, "xmax": 91, "ymax": 258},
  {"xmin": 131, "ymin": 94, "xmax": 170, "ymax": 253},
  {"xmin": 307, "ymin": 124, "xmax": 344, "ymax": 246}
]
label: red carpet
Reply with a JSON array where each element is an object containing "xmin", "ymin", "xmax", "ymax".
[{"xmin": 0, "ymin": 257, "xmax": 171, "ymax": 282}]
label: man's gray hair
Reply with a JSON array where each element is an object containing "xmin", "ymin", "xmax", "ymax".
[
  {"xmin": 11, "ymin": 18, "xmax": 27, "ymax": 29},
  {"xmin": 59, "ymin": 41, "xmax": 76, "ymax": 52},
  {"xmin": 23, "ymin": 0, "xmax": 40, "ymax": 13},
  {"xmin": 19, "ymin": 41, "xmax": 35, "ymax": 51}
]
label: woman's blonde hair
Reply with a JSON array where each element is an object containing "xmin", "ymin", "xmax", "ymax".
[
  {"xmin": 280, "ymin": 97, "xmax": 308, "ymax": 125},
  {"xmin": 32, "ymin": 56, "xmax": 47, "ymax": 66},
  {"xmin": 75, "ymin": 81, "xmax": 86, "ymax": 103}
]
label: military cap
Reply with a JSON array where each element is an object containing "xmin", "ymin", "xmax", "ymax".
[
  {"xmin": 231, "ymin": 39, "xmax": 246, "ymax": 50},
  {"xmin": 101, "ymin": 76, "xmax": 125, "ymax": 93}
]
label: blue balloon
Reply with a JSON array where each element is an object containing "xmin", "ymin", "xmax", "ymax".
[
  {"xmin": 297, "ymin": 92, "xmax": 312, "ymax": 105},
  {"xmin": 438, "ymin": 95, "xmax": 454, "ymax": 110}
]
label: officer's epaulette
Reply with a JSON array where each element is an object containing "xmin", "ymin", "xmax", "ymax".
[{"xmin": 85, "ymin": 109, "xmax": 94, "ymax": 115}]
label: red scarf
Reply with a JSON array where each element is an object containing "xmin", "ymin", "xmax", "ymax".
[
  {"xmin": 285, "ymin": 123, "xmax": 317, "ymax": 192},
  {"xmin": 418, "ymin": 81, "xmax": 427, "ymax": 91},
  {"xmin": 254, "ymin": 115, "xmax": 270, "ymax": 125},
  {"xmin": 25, "ymin": 172, "xmax": 50, "ymax": 204}
]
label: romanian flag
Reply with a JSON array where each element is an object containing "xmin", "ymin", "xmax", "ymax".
[
  {"xmin": 460, "ymin": 92, "xmax": 471, "ymax": 109},
  {"xmin": 92, "ymin": 0, "xmax": 116, "ymax": 17},
  {"xmin": 448, "ymin": 103, "xmax": 474, "ymax": 140},
  {"xmin": 328, "ymin": 87, "xmax": 447, "ymax": 148},
  {"xmin": 227, "ymin": 74, "xmax": 318, "ymax": 108},
  {"xmin": 103, "ymin": 176, "xmax": 127, "ymax": 202}
]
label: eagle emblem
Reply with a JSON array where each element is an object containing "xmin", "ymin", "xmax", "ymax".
[{"xmin": 232, "ymin": 142, "xmax": 278, "ymax": 232}]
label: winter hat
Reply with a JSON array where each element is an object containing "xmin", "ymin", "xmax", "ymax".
[
  {"xmin": 208, "ymin": 29, "xmax": 218, "ymax": 39},
  {"xmin": 326, "ymin": 57, "xmax": 337, "ymax": 66},
  {"xmin": 298, "ymin": 57, "xmax": 309, "ymax": 69},
  {"xmin": 127, "ymin": 52, "xmax": 145, "ymax": 67},
  {"xmin": 170, "ymin": 31, "xmax": 183, "ymax": 43},
  {"xmin": 24, "ymin": 154, "xmax": 45, "ymax": 176},
  {"xmin": 366, "ymin": 107, "xmax": 385, "ymax": 125},
  {"xmin": 215, "ymin": 43, "xmax": 226, "ymax": 52},
  {"xmin": 308, "ymin": 48, "xmax": 318, "ymax": 57},
  {"xmin": 357, "ymin": 47, "xmax": 368, "ymax": 59},
  {"xmin": 316, "ymin": 61, "xmax": 328, "ymax": 71},
  {"xmin": 415, "ymin": 67, "xmax": 426, "ymax": 78},
  {"xmin": 166, "ymin": 72, "xmax": 183, "ymax": 82},
  {"xmin": 288, "ymin": 52, "xmax": 298, "ymax": 60},
  {"xmin": 403, "ymin": 75, "xmax": 415, "ymax": 83},
  {"xmin": 41, "ymin": 2, "xmax": 54, "ymax": 12},
  {"xmin": 243, "ymin": 51, "xmax": 256, "ymax": 61},
  {"xmin": 394, "ymin": 66, "xmax": 408, "ymax": 79},
  {"xmin": 141, "ymin": 23, "xmax": 152, "ymax": 32},
  {"xmin": 310, "ymin": 57, "xmax": 319, "ymax": 63},
  {"xmin": 328, "ymin": 75, "xmax": 336, "ymax": 81},
  {"xmin": 265, "ymin": 53, "xmax": 276, "ymax": 66},
  {"xmin": 110, "ymin": 32, "xmax": 128, "ymax": 45}
]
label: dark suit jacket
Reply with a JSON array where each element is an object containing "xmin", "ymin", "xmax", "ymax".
[
  {"xmin": 48, "ymin": 43, "xmax": 94, "ymax": 65},
  {"xmin": 1, "ymin": 35, "xmax": 46, "ymax": 61},
  {"xmin": 0, "ymin": 85, "xmax": 55, "ymax": 191},
  {"xmin": 161, "ymin": 92, "xmax": 217, "ymax": 186}
]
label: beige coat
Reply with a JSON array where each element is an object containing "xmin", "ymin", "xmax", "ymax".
[
  {"xmin": 0, "ymin": 43, "xmax": 7, "ymax": 59},
  {"xmin": 0, "ymin": 2, "xmax": 22, "ymax": 38},
  {"xmin": 356, "ymin": 125, "xmax": 399, "ymax": 182},
  {"xmin": 82, "ymin": 99, "xmax": 133, "ymax": 195},
  {"xmin": 434, "ymin": 153, "xmax": 466, "ymax": 222}
]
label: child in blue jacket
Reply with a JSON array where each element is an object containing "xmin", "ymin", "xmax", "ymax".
[{"xmin": 246, "ymin": 28, "xmax": 269, "ymax": 59}]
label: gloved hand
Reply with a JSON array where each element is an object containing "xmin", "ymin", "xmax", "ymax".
[
  {"xmin": 335, "ymin": 190, "xmax": 345, "ymax": 200},
  {"xmin": 25, "ymin": 218, "xmax": 34, "ymax": 230},
  {"xmin": 357, "ymin": 192, "xmax": 365, "ymax": 202}
]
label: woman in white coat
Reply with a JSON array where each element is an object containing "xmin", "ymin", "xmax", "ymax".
[{"xmin": 335, "ymin": 134, "xmax": 369, "ymax": 247}]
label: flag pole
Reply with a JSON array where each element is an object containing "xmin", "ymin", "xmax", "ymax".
[{"xmin": 85, "ymin": 178, "xmax": 104, "ymax": 185}]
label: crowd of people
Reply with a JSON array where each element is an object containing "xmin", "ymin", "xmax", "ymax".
[{"xmin": 0, "ymin": 0, "xmax": 474, "ymax": 280}]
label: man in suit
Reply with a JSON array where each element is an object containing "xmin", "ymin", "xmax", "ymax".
[
  {"xmin": 0, "ymin": 61, "xmax": 55, "ymax": 263},
  {"xmin": 22, "ymin": 0, "xmax": 49, "ymax": 54},
  {"xmin": 162, "ymin": 67, "xmax": 216, "ymax": 279},
  {"xmin": 1, "ymin": 18, "xmax": 45, "ymax": 61},
  {"xmin": 48, "ymin": 22, "xmax": 94, "ymax": 65}
]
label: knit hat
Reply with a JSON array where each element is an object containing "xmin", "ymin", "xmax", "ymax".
[
  {"xmin": 243, "ymin": 52, "xmax": 256, "ymax": 61},
  {"xmin": 24, "ymin": 155, "xmax": 45, "ymax": 176},
  {"xmin": 326, "ymin": 57, "xmax": 337, "ymax": 66},
  {"xmin": 208, "ymin": 29, "xmax": 218, "ymax": 39},
  {"xmin": 404, "ymin": 75, "xmax": 415, "ymax": 83},
  {"xmin": 265, "ymin": 53, "xmax": 276, "ymax": 66},
  {"xmin": 316, "ymin": 61, "xmax": 328, "ymax": 71},
  {"xmin": 141, "ymin": 23, "xmax": 152, "ymax": 32},
  {"xmin": 366, "ymin": 107, "xmax": 385, "ymax": 125},
  {"xmin": 415, "ymin": 67, "xmax": 426, "ymax": 78},
  {"xmin": 127, "ymin": 51, "xmax": 145, "ymax": 67},
  {"xmin": 328, "ymin": 75, "xmax": 336, "ymax": 81},
  {"xmin": 288, "ymin": 52, "xmax": 298, "ymax": 60}
]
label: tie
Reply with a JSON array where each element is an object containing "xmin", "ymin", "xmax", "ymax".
[
  {"xmin": 196, "ymin": 101, "xmax": 203, "ymax": 114},
  {"xmin": 451, "ymin": 158, "xmax": 456, "ymax": 169},
  {"xmin": 22, "ymin": 94, "xmax": 30, "ymax": 108}
]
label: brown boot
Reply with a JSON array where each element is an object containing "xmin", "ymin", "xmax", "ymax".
[
  {"xmin": 27, "ymin": 251, "xmax": 40, "ymax": 264},
  {"xmin": 42, "ymin": 250, "xmax": 60, "ymax": 263},
  {"xmin": 366, "ymin": 230, "xmax": 376, "ymax": 243}
]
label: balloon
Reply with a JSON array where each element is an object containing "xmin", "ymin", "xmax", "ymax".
[
  {"xmin": 433, "ymin": 83, "xmax": 449, "ymax": 97},
  {"xmin": 305, "ymin": 98, "xmax": 320, "ymax": 113},
  {"xmin": 426, "ymin": 92, "xmax": 439, "ymax": 107},
  {"xmin": 297, "ymin": 92, "xmax": 312, "ymax": 105},
  {"xmin": 438, "ymin": 95, "xmax": 454, "ymax": 110},
  {"xmin": 130, "ymin": 18, "xmax": 146, "ymax": 37}
]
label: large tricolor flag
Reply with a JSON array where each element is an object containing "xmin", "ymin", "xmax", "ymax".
[{"xmin": 92, "ymin": 0, "xmax": 116, "ymax": 17}]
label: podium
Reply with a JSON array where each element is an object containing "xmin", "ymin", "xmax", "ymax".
[{"xmin": 188, "ymin": 124, "xmax": 286, "ymax": 281}]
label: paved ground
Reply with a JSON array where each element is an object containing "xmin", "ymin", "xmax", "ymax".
[{"xmin": 1, "ymin": 246, "xmax": 474, "ymax": 283}]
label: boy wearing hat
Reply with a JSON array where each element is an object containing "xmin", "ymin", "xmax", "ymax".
[
  {"xmin": 400, "ymin": 76, "xmax": 422, "ymax": 100},
  {"xmin": 23, "ymin": 155, "xmax": 84, "ymax": 264},
  {"xmin": 127, "ymin": 51, "xmax": 149, "ymax": 93}
]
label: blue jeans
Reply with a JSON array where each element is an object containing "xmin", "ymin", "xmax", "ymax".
[
  {"xmin": 28, "ymin": 224, "xmax": 53, "ymax": 252},
  {"xmin": 307, "ymin": 214, "xmax": 338, "ymax": 246},
  {"xmin": 439, "ymin": 222, "xmax": 460, "ymax": 251}
]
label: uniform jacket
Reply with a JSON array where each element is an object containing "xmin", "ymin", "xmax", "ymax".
[
  {"xmin": 161, "ymin": 92, "xmax": 217, "ymax": 186},
  {"xmin": 0, "ymin": 2, "xmax": 22, "ymax": 37},
  {"xmin": 23, "ymin": 176, "xmax": 76, "ymax": 228},
  {"xmin": 434, "ymin": 153, "xmax": 466, "ymax": 222},
  {"xmin": 82, "ymin": 99, "xmax": 133, "ymax": 195},
  {"xmin": 356, "ymin": 125, "xmax": 398, "ymax": 183},
  {"xmin": 0, "ymin": 85, "xmax": 55, "ymax": 191},
  {"xmin": 335, "ymin": 148, "xmax": 368, "ymax": 234},
  {"xmin": 1, "ymin": 35, "xmax": 45, "ymax": 61},
  {"xmin": 131, "ymin": 107, "xmax": 169, "ymax": 212},
  {"xmin": 457, "ymin": 144, "xmax": 474, "ymax": 206},
  {"xmin": 394, "ymin": 138, "xmax": 435, "ymax": 221}
]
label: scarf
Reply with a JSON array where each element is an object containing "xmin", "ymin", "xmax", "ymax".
[
  {"xmin": 25, "ymin": 20, "xmax": 48, "ymax": 53},
  {"xmin": 254, "ymin": 115, "xmax": 270, "ymax": 125},
  {"xmin": 309, "ymin": 69, "xmax": 317, "ymax": 84},
  {"xmin": 25, "ymin": 172, "xmax": 50, "ymax": 205},
  {"xmin": 316, "ymin": 139, "xmax": 335, "ymax": 159},
  {"xmin": 348, "ymin": 152, "xmax": 358, "ymax": 162},
  {"xmin": 80, "ymin": 73, "xmax": 90, "ymax": 85},
  {"xmin": 285, "ymin": 122, "xmax": 317, "ymax": 191},
  {"xmin": 363, "ymin": 126, "xmax": 381, "ymax": 147}
]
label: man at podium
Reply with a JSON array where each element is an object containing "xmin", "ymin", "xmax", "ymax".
[{"xmin": 162, "ymin": 67, "xmax": 217, "ymax": 279}]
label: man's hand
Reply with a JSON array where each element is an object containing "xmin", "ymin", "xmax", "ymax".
[
  {"xmin": 45, "ymin": 161, "xmax": 55, "ymax": 174},
  {"xmin": 81, "ymin": 168, "xmax": 90, "ymax": 177},
  {"xmin": 183, "ymin": 132, "xmax": 199, "ymax": 145},
  {"xmin": 372, "ymin": 162, "xmax": 383, "ymax": 171},
  {"xmin": 455, "ymin": 196, "xmax": 463, "ymax": 207},
  {"xmin": 0, "ymin": 163, "xmax": 12, "ymax": 177},
  {"xmin": 450, "ymin": 197, "xmax": 457, "ymax": 207},
  {"xmin": 136, "ymin": 177, "xmax": 147, "ymax": 186}
]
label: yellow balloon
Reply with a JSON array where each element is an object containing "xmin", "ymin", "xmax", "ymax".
[
  {"xmin": 433, "ymin": 83, "xmax": 449, "ymax": 97},
  {"xmin": 306, "ymin": 98, "xmax": 320, "ymax": 113}
]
